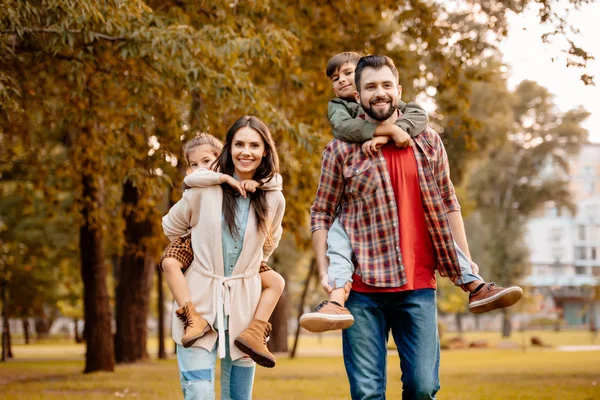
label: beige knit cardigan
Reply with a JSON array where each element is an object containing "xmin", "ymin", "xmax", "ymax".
[{"xmin": 162, "ymin": 170, "xmax": 285, "ymax": 360}]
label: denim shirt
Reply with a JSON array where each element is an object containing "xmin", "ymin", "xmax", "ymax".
[{"xmin": 216, "ymin": 192, "xmax": 250, "ymax": 330}]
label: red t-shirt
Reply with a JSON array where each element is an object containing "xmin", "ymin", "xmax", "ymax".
[{"xmin": 352, "ymin": 142, "xmax": 437, "ymax": 293}]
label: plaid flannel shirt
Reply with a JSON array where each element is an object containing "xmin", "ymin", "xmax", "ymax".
[{"xmin": 310, "ymin": 127, "xmax": 462, "ymax": 287}]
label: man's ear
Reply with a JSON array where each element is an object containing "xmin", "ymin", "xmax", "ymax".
[
  {"xmin": 354, "ymin": 90, "xmax": 360, "ymax": 102},
  {"xmin": 397, "ymin": 85, "xmax": 402, "ymax": 99}
]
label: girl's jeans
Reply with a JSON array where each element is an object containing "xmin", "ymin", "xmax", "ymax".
[{"xmin": 177, "ymin": 331, "xmax": 255, "ymax": 400}]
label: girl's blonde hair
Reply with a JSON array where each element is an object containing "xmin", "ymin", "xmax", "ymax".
[{"xmin": 182, "ymin": 133, "xmax": 223, "ymax": 166}]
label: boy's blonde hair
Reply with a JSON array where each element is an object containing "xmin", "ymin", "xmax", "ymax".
[
  {"xmin": 326, "ymin": 52, "xmax": 361, "ymax": 79},
  {"xmin": 182, "ymin": 133, "xmax": 223, "ymax": 166}
]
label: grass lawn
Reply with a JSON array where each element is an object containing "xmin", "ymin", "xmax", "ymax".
[{"xmin": 1, "ymin": 330, "xmax": 599, "ymax": 399}]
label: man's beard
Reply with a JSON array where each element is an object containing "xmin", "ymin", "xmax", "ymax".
[{"xmin": 361, "ymin": 95, "xmax": 396, "ymax": 121}]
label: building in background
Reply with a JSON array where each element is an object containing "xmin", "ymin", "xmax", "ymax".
[{"xmin": 523, "ymin": 143, "xmax": 600, "ymax": 327}]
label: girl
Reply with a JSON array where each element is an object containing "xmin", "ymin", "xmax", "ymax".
[{"xmin": 162, "ymin": 117, "xmax": 285, "ymax": 399}]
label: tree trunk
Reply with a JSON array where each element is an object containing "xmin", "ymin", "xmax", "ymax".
[
  {"xmin": 455, "ymin": 313, "xmax": 463, "ymax": 336},
  {"xmin": 80, "ymin": 170, "xmax": 115, "ymax": 373},
  {"xmin": 22, "ymin": 318, "xmax": 29, "ymax": 344},
  {"xmin": 34, "ymin": 314, "xmax": 51, "ymax": 339},
  {"xmin": 2, "ymin": 278, "xmax": 8, "ymax": 362},
  {"xmin": 114, "ymin": 180, "xmax": 154, "ymax": 363},
  {"xmin": 502, "ymin": 308, "xmax": 512, "ymax": 337},
  {"xmin": 74, "ymin": 318, "xmax": 82, "ymax": 343},
  {"xmin": 157, "ymin": 267, "xmax": 167, "ymax": 360},
  {"xmin": 291, "ymin": 258, "xmax": 315, "ymax": 358},
  {"xmin": 268, "ymin": 271, "xmax": 289, "ymax": 353},
  {"xmin": 7, "ymin": 322, "xmax": 12, "ymax": 358}
]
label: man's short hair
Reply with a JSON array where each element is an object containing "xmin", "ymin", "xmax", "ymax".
[
  {"xmin": 326, "ymin": 52, "xmax": 361, "ymax": 78},
  {"xmin": 354, "ymin": 55, "xmax": 399, "ymax": 91}
]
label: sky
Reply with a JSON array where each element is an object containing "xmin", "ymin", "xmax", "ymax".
[{"xmin": 498, "ymin": 2, "xmax": 600, "ymax": 143}]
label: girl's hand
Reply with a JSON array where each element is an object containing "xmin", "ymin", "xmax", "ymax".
[
  {"xmin": 361, "ymin": 136, "xmax": 389, "ymax": 156},
  {"xmin": 220, "ymin": 174, "xmax": 247, "ymax": 197},
  {"xmin": 241, "ymin": 180, "xmax": 260, "ymax": 193}
]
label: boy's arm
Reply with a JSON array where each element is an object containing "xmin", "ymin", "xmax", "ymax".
[
  {"xmin": 328, "ymin": 99, "xmax": 376, "ymax": 143},
  {"xmin": 397, "ymin": 101, "xmax": 429, "ymax": 136},
  {"xmin": 329, "ymin": 99, "xmax": 429, "ymax": 144}
]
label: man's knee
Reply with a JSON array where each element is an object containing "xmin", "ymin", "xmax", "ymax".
[{"xmin": 402, "ymin": 377, "xmax": 439, "ymax": 400}]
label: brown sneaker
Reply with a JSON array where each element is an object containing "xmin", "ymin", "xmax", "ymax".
[
  {"xmin": 469, "ymin": 282, "xmax": 523, "ymax": 314},
  {"xmin": 298, "ymin": 301, "xmax": 354, "ymax": 333},
  {"xmin": 234, "ymin": 319, "xmax": 276, "ymax": 368},
  {"xmin": 176, "ymin": 302, "xmax": 211, "ymax": 348}
]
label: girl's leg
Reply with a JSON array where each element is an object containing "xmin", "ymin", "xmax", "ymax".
[
  {"xmin": 177, "ymin": 343, "xmax": 217, "ymax": 400},
  {"xmin": 163, "ymin": 258, "xmax": 191, "ymax": 307},
  {"xmin": 234, "ymin": 268, "xmax": 283, "ymax": 368},
  {"xmin": 253, "ymin": 270, "xmax": 285, "ymax": 322}
]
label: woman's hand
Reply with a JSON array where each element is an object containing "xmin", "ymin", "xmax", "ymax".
[
  {"xmin": 219, "ymin": 174, "xmax": 247, "ymax": 197},
  {"xmin": 241, "ymin": 180, "xmax": 260, "ymax": 194}
]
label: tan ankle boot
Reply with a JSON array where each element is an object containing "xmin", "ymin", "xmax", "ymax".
[
  {"xmin": 234, "ymin": 319, "xmax": 276, "ymax": 368},
  {"xmin": 176, "ymin": 302, "xmax": 210, "ymax": 348}
]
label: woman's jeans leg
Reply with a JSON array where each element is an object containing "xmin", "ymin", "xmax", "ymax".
[
  {"xmin": 177, "ymin": 343, "xmax": 216, "ymax": 400},
  {"xmin": 343, "ymin": 290, "xmax": 440, "ymax": 400},
  {"xmin": 221, "ymin": 332, "xmax": 256, "ymax": 400},
  {"xmin": 177, "ymin": 331, "xmax": 255, "ymax": 400}
]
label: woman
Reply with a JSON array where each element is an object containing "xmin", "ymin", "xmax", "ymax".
[{"xmin": 162, "ymin": 116, "xmax": 285, "ymax": 399}]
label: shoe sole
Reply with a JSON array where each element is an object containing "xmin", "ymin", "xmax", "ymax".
[
  {"xmin": 299, "ymin": 314, "xmax": 355, "ymax": 333},
  {"xmin": 469, "ymin": 287, "xmax": 524, "ymax": 314},
  {"xmin": 182, "ymin": 326, "xmax": 211, "ymax": 348},
  {"xmin": 234, "ymin": 338, "xmax": 276, "ymax": 368}
]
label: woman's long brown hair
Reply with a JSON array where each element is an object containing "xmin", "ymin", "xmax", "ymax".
[{"xmin": 214, "ymin": 116, "xmax": 279, "ymax": 242}]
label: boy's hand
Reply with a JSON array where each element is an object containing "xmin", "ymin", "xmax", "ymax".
[
  {"xmin": 220, "ymin": 174, "xmax": 247, "ymax": 197},
  {"xmin": 390, "ymin": 125, "xmax": 412, "ymax": 148},
  {"xmin": 320, "ymin": 273, "xmax": 352, "ymax": 300},
  {"xmin": 362, "ymin": 136, "xmax": 389, "ymax": 156},
  {"xmin": 241, "ymin": 179, "xmax": 260, "ymax": 193}
]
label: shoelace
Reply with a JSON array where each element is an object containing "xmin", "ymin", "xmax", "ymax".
[
  {"xmin": 177, "ymin": 307, "xmax": 193, "ymax": 329},
  {"xmin": 311, "ymin": 300, "xmax": 330, "ymax": 313},
  {"xmin": 263, "ymin": 324, "xmax": 271, "ymax": 344}
]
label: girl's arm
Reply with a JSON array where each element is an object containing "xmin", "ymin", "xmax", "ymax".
[{"xmin": 183, "ymin": 169, "xmax": 222, "ymax": 188}]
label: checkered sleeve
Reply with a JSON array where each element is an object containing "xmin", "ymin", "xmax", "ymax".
[
  {"xmin": 433, "ymin": 132, "xmax": 460, "ymax": 213},
  {"xmin": 310, "ymin": 142, "xmax": 345, "ymax": 232}
]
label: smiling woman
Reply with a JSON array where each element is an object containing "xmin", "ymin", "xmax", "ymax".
[{"xmin": 161, "ymin": 115, "xmax": 286, "ymax": 399}]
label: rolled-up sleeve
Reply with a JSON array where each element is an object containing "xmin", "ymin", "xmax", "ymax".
[
  {"xmin": 433, "ymin": 134, "xmax": 460, "ymax": 213},
  {"xmin": 162, "ymin": 190, "xmax": 195, "ymax": 241}
]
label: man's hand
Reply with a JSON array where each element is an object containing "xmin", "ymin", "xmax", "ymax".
[
  {"xmin": 361, "ymin": 136, "xmax": 389, "ymax": 156},
  {"xmin": 220, "ymin": 174, "xmax": 247, "ymax": 197},
  {"xmin": 390, "ymin": 125, "xmax": 412, "ymax": 148},
  {"xmin": 241, "ymin": 179, "xmax": 260, "ymax": 193},
  {"xmin": 320, "ymin": 273, "xmax": 353, "ymax": 300},
  {"xmin": 470, "ymin": 260, "xmax": 480, "ymax": 276}
]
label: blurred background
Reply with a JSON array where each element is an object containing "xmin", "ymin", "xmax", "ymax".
[{"xmin": 0, "ymin": 1, "xmax": 599, "ymax": 399}]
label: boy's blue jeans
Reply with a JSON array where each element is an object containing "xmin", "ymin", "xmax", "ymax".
[
  {"xmin": 343, "ymin": 289, "xmax": 440, "ymax": 400},
  {"xmin": 327, "ymin": 217, "xmax": 483, "ymax": 288},
  {"xmin": 176, "ymin": 331, "xmax": 255, "ymax": 400}
]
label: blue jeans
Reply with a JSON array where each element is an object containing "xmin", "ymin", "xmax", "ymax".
[
  {"xmin": 177, "ymin": 331, "xmax": 255, "ymax": 400},
  {"xmin": 343, "ymin": 289, "xmax": 440, "ymax": 400},
  {"xmin": 327, "ymin": 216, "xmax": 483, "ymax": 288}
]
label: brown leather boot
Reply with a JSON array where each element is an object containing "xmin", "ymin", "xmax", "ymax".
[
  {"xmin": 176, "ymin": 302, "xmax": 210, "ymax": 348},
  {"xmin": 234, "ymin": 319, "xmax": 276, "ymax": 368}
]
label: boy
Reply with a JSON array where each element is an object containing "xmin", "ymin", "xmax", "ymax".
[{"xmin": 300, "ymin": 52, "xmax": 522, "ymax": 332}]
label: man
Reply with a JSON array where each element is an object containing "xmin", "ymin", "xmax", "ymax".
[{"xmin": 310, "ymin": 55, "xmax": 519, "ymax": 399}]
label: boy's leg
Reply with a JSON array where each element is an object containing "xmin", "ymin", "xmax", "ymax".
[
  {"xmin": 389, "ymin": 289, "xmax": 440, "ymax": 400},
  {"xmin": 453, "ymin": 241, "xmax": 523, "ymax": 314},
  {"xmin": 299, "ymin": 218, "xmax": 354, "ymax": 332},
  {"xmin": 342, "ymin": 291, "xmax": 389, "ymax": 399},
  {"xmin": 234, "ymin": 265, "xmax": 282, "ymax": 368},
  {"xmin": 221, "ymin": 331, "xmax": 256, "ymax": 400},
  {"xmin": 177, "ymin": 343, "xmax": 217, "ymax": 400}
]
